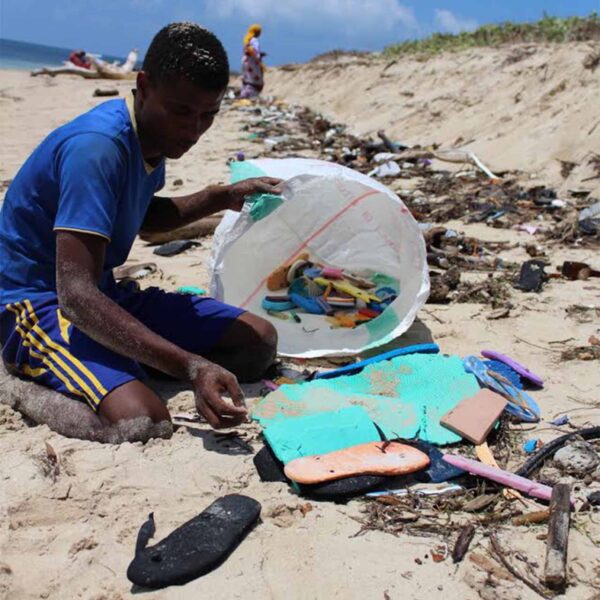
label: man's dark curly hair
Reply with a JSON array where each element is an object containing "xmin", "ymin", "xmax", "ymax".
[{"xmin": 143, "ymin": 22, "xmax": 229, "ymax": 90}]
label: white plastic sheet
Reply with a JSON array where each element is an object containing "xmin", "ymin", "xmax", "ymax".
[{"xmin": 211, "ymin": 158, "xmax": 429, "ymax": 357}]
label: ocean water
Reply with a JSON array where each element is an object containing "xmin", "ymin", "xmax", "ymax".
[{"xmin": 0, "ymin": 38, "xmax": 125, "ymax": 70}]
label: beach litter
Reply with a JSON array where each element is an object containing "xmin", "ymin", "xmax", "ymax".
[
  {"xmin": 247, "ymin": 343, "xmax": 600, "ymax": 595},
  {"xmin": 153, "ymin": 239, "xmax": 201, "ymax": 257},
  {"xmin": 127, "ymin": 495, "xmax": 261, "ymax": 589}
]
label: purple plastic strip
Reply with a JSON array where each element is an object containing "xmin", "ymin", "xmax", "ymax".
[{"xmin": 481, "ymin": 349, "xmax": 543, "ymax": 388}]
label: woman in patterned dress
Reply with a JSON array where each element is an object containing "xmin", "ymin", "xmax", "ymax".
[{"xmin": 240, "ymin": 24, "xmax": 265, "ymax": 99}]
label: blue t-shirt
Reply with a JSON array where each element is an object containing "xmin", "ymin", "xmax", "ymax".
[{"xmin": 0, "ymin": 96, "xmax": 165, "ymax": 305}]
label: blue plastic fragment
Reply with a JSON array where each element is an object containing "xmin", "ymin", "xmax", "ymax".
[
  {"xmin": 523, "ymin": 439, "xmax": 539, "ymax": 454},
  {"xmin": 367, "ymin": 302, "xmax": 385, "ymax": 313},
  {"xmin": 550, "ymin": 415, "xmax": 570, "ymax": 426},
  {"xmin": 488, "ymin": 209, "xmax": 507, "ymax": 221},
  {"xmin": 413, "ymin": 441, "xmax": 466, "ymax": 483},
  {"xmin": 261, "ymin": 297, "xmax": 296, "ymax": 312},
  {"xmin": 289, "ymin": 293, "xmax": 326, "ymax": 314},
  {"xmin": 303, "ymin": 267, "xmax": 323, "ymax": 279},
  {"xmin": 482, "ymin": 360, "xmax": 522, "ymax": 389}
]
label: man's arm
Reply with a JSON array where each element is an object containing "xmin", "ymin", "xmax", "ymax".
[
  {"xmin": 140, "ymin": 177, "xmax": 282, "ymax": 234},
  {"xmin": 55, "ymin": 230, "xmax": 247, "ymax": 428}
]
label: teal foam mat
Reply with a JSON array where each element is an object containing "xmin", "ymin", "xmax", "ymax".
[
  {"xmin": 262, "ymin": 405, "xmax": 379, "ymax": 465},
  {"xmin": 254, "ymin": 354, "xmax": 480, "ymax": 446}
]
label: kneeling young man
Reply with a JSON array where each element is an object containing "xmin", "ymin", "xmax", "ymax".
[{"xmin": 0, "ymin": 23, "xmax": 280, "ymax": 436}]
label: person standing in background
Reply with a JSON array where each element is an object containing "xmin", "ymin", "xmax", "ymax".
[{"xmin": 240, "ymin": 24, "xmax": 265, "ymax": 99}]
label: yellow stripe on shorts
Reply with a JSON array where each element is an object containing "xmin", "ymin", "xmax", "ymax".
[
  {"xmin": 22, "ymin": 300, "xmax": 109, "ymax": 400},
  {"xmin": 5, "ymin": 305, "xmax": 88, "ymax": 403},
  {"xmin": 6, "ymin": 302, "xmax": 103, "ymax": 408}
]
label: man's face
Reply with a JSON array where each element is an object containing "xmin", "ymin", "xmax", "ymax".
[{"xmin": 136, "ymin": 72, "xmax": 225, "ymax": 160}]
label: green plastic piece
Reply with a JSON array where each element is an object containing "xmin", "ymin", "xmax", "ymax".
[
  {"xmin": 177, "ymin": 286, "xmax": 207, "ymax": 296},
  {"xmin": 253, "ymin": 354, "xmax": 480, "ymax": 446},
  {"xmin": 229, "ymin": 160, "xmax": 265, "ymax": 184},
  {"xmin": 247, "ymin": 193, "xmax": 283, "ymax": 221},
  {"xmin": 229, "ymin": 161, "xmax": 283, "ymax": 222},
  {"xmin": 261, "ymin": 406, "xmax": 379, "ymax": 465},
  {"xmin": 371, "ymin": 272, "xmax": 400, "ymax": 292}
]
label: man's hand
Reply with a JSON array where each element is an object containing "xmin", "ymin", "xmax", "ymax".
[
  {"xmin": 142, "ymin": 178, "xmax": 284, "ymax": 235},
  {"xmin": 223, "ymin": 177, "xmax": 283, "ymax": 212},
  {"xmin": 188, "ymin": 357, "xmax": 248, "ymax": 429}
]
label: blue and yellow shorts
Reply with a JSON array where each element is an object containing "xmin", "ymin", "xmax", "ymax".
[{"xmin": 0, "ymin": 285, "xmax": 244, "ymax": 412}]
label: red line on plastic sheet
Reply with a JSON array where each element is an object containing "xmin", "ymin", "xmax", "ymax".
[{"xmin": 240, "ymin": 189, "xmax": 378, "ymax": 308}]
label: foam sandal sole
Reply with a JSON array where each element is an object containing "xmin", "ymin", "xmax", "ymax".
[
  {"xmin": 284, "ymin": 441, "xmax": 430, "ymax": 485},
  {"xmin": 253, "ymin": 444, "xmax": 387, "ymax": 499},
  {"xmin": 127, "ymin": 494, "xmax": 261, "ymax": 589}
]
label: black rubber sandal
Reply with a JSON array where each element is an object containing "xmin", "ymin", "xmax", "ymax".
[{"xmin": 127, "ymin": 494, "xmax": 261, "ymax": 589}]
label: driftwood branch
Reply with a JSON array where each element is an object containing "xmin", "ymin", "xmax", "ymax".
[{"xmin": 544, "ymin": 483, "xmax": 571, "ymax": 590}]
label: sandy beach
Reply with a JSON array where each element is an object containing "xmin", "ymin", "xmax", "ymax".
[{"xmin": 0, "ymin": 41, "xmax": 599, "ymax": 600}]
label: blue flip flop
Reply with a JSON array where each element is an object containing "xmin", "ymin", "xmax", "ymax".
[
  {"xmin": 463, "ymin": 355, "xmax": 540, "ymax": 422},
  {"xmin": 315, "ymin": 343, "xmax": 440, "ymax": 380}
]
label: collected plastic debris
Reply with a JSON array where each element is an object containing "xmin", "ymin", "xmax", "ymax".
[
  {"xmin": 261, "ymin": 254, "xmax": 397, "ymax": 329},
  {"xmin": 314, "ymin": 343, "xmax": 439, "ymax": 379},
  {"xmin": 283, "ymin": 441, "xmax": 430, "ymax": 485},
  {"xmin": 260, "ymin": 406, "xmax": 380, "ymax": 465},
  {"xmin": 440, "ymin": 389, "xmax": 507, "ymax": 445},
  {"xmin": 212, "ymin": 158, "xmax": 428, "ymax": 358},
  {"xmin": 481, "ymin": 359, "xmax": 522, "ymax": 388}
]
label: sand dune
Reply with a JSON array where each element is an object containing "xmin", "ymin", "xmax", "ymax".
[{"xmin": 267, "ymin": 42, "xmax": 600, "ymax": 195}]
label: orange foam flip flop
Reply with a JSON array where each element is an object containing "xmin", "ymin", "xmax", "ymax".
[{"xmin": 283, "ymin": 441, "xmax": 430, "ymax": 485}]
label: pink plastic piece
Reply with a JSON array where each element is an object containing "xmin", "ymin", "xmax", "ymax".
[
  {"xmin": 442, "ymin": 454, "xmax": 572, "ymax": 504},
  {"xmin": 262, "ymin": 379, "xmax": 279, "ymax": 392},
  {"xmin": 321, "ymin": 266, "xmax": 344, "ymax": 279}
]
